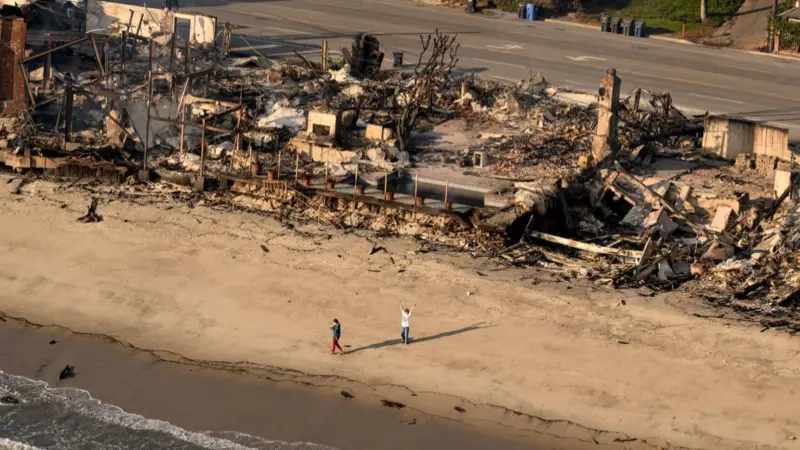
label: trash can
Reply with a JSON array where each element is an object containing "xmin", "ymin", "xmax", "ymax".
[
  {"xmin": 525, "ymin": 3, "xmax": 537, "ymax": 21},
  {"xmin": 392, "ymin": 51, "xmax": 403, "ymax": 68},
  {"xmin": 621, "ymin": 18, "xmax": 632, "ymax": 36},
  {"xmin": 633, "ymin": 20, "xmax": 645, "ymax": 38},
  {"xmin": 600, "ymin": 15, "xmax": 609, "ymax": 32},
  {"xmin": 609, "ymin": 16, "xmax": 621, "ymax": 34}
]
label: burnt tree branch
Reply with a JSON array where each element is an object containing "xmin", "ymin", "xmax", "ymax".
[{"xmin": 393, "ymin": 29, "xmax": 459, "ymax": 152}]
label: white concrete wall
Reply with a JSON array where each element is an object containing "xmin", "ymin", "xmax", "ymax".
[
  {"xmin": 753, "ymin": 124, "xmax": 790, "ymax": 161},
  {"xmin": 703, "ymin": 116, "xmax": 791, "ymax": 162},
  {"xmin": 86, "ymin": 1, "xmax": 216, "ymax": 44},
  {"xmin": 726, "ymin": 119, "xmax": 755, "ymax": 160},
  {"xmin": 703, "ymin": 116, "xmax": 757, "ymax": 160},
  {"xmin": 702, "ymin": 116, "xmax": 730, "ymax": 158}
]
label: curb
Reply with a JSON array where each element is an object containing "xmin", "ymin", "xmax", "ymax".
[
  {"xmin": 737, "ymin": 49, "xmax": 800, "ymax": 62},
  {"xmin": 649, "ymin": 35, "xmax": 693, "ymax": 45},
  {"xmin": 543, "ymin": 18, "xmax": 597, "ymax": 30}
]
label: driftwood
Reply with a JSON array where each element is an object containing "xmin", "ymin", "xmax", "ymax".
[
  {"xmin": 528, "ymin": 230, "xmax": 642, "ymax": 259},
  {"xmin": 77, "ymin": 198, "xmax": 103, "ymax": 223}
]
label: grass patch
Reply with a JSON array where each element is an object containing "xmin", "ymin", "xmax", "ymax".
[
  {"xmin": 596, "ymin": 0, "xmax": 743, "ymax": 28},
  {"xmin": 492, "ymin": 0, "xmax": 522, "ymax": 13},
  {"xmin": 640, "ymin": 18, "xmax": 716, "ymax": 35}
]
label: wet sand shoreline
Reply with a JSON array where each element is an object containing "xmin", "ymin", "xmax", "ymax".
[{"xmin": 0, "ymin": 316, "xmax": 618, "ymax": 450}]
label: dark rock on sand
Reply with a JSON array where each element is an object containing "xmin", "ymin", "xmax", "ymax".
[
  {"xmin": 1, "ymin": 395, "xmax": 19, "ymax": 404},
  {"xmin": 340, "ymin": 391, "xmax": 354, "ymax": 399},
  {"xmin": 380, "ymin": 399, "xmax": 405, "ymax": 409},
  {"xmin": 59, "ymin": 365, "xmax": 75, "ymax": 380},
  {"xmin": 454, "ymin": 406, "xmax": 466, "ymax": 413}
]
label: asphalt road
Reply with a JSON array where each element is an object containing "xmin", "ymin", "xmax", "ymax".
[{"xmin": 181, "ymin": 0, "xmax": 800, "ymax": 139}]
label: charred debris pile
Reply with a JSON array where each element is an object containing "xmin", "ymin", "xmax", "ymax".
[{"xmin": 2, "ymin": 5, "xmax": 799, "ymax": 329}]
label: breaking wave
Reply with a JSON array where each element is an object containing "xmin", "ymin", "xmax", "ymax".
[{"xmin": 0, "ymin": 371, "xmax": 334, "ymax": 450}]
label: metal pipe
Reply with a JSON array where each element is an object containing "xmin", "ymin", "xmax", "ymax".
[
  {"xmin": 22, "ymin": 36, "xmax": 89, "ymax": 63},
  {"xmin": 170, "ymin": 17, "xmax": 177, "ymax": 73},
  {"xmin": 321, "ymin": 40, "xmax": 328, "ymax": 72},
  {"xmin": 179, "ymin": 104, "xmax": 186, "ymax": 155},
  {"xmin": 103, "ymin": 41, "xmax": 110, "ymax": 89},
  {"xmin": 90, "ymin": 35, "xmax": 105, "ymax": 77},
  {"xmin": 121, "ymin": 31, "xmax": 127, "ymax": 85},
  {"xmin": 200, "ymin": 118, "xmax": 207, "ymax": 176},
  {"xmin": 205, "ymin": 103, "xmax": 243, "ymax": 119},
  {"xmin": 353, "ymin": 165, "xmax": 359, "ymax": 205},
  {"xmin": 148, "ymin": 39, "xmax": 154, "ymax": 73},
  {"xmin": 174, "ymin": 79, "xmax": 189, "ymax": 118},
  {"xmin": 234, "ymin": 108, "xmax": 242, "ymax": 152},
  {"xmin": 294, "ymin": 151, "xmax": 299, "ymax": 184},
  {"xmin": 43, "ymin": 41, "xmax": 51, "ymax": 91},
  {"xmin": 144, "ymin": 71, "xmax": 153, "ymax": 170},
  {"xmin": 64, "ymin": 85, "xmax": 74, "ymax": 144},
  {"xmin": 185, "ymin": 41, "xmax": 191, "ymax": 75}
]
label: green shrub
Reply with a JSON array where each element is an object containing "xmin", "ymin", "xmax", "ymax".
[
  {"xmin": 494, "ymin": 0, "xmax": 520, "ymax": 12},
  {"xmin": 597, "ymin": 0, "xmax": 742, "ymax": 26}
]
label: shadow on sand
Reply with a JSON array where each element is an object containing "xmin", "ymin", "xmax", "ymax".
[{"xmin": 346, "ymin": 322, "xmax": 494, "ymax": 355}]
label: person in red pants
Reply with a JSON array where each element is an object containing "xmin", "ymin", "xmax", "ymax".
[{"xmin": 330, "ymin": 319, "xmax": 344, "ymax": 354}]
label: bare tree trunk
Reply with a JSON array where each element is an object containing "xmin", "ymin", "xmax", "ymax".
[
  {"xmin": 393, "ymin": 30, "xmax": 459, "ymax": 153},
  {"xmin": 700, "ymin": 0, "xmax": 708, "ymax": 23}
]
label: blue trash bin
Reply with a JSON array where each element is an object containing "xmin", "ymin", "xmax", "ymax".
[{"xmin": 525, "ymin": 3, "xmax": 537, "ymax": 20}]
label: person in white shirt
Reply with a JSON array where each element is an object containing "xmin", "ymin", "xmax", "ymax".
[{"xmin": 399, "ymin": 302, "xmax": 416, "ymax": 344}]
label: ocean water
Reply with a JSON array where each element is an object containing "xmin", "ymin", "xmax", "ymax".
[{"xmin": 0, "ymin": 371, "xmax": 335, "ymax": 450}]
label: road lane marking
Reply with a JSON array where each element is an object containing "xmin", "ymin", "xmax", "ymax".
[
  {"xmin": 688, "ymin": 93, "xmax": 745, "ymax": 105},
  {"xmin": 486, "ymin": 44, "xmax": 523, "ymax": 50},
  {"xmin": 716, "ymin": 62, "xmax": 774, "ymax": 75},
  {"xmin": 259, "ymin": 26, "xmax": 311, "ymax": 35},
  {"xmin": 566, "ymin": 56, "xmax": 606, "ymax": 62},
  {"xmin": 471, "ymin": 57, "xmax": 527, "ymax": 69}
]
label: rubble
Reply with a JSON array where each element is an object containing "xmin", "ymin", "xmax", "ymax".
[{"xmin": 5, "ymin": 3, "xmax": 800, "ymax": 333}]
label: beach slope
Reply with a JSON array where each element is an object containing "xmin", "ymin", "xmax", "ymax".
[{"xmin": 1, "ymin": 177, "xmax": 799, "ymax": 449}]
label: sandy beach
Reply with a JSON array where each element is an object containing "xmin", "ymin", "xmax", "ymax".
[
  {"xmin": 0, "ymin": 317, "xmax": 566, "ymax": 450},
  {"xmin": 2, "ymin": 174, "xmax": 800, "ymax": 450}
]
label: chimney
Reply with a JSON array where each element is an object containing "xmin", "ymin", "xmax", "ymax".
[{"xmin": 0, "ymin": 17, "xmax": 27, "ymax": 116}]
